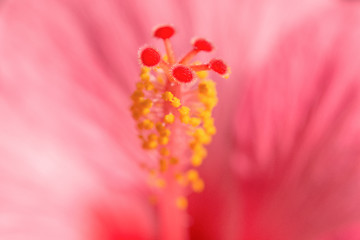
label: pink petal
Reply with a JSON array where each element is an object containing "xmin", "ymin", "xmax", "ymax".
[
  {"xmin": 188, "ymin": 1, "xmax": 333, "ymax": 239},
  {"xmin": 0, "ymin": 0, "xmax": 156, "ymax": 238},
  {"xmin": 1, "ymin": 0, "xmax": 344, "ymax": 239},
  {"xmin": 232, "ymin": 3, "xmax": 360, "ymax": 239}
]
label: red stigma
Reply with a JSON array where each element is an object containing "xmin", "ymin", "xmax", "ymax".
[
  {"xmin": 140, "ymin": 47, "xmax": 161, "ymax": 67},
  {"xmin": 193, "ymin": 38, "xmax": 213, "ymax": 52},
  {"xmin": 154, "ymin": 25, "xmax": 175, "ymax": 39},
  {"xmin": 172, "ymin": 65, "xmax": 194, "ymax": 83},
  {"xmin": 141, "ymin": 24, "xmax": 229, "ymax": 82},
  {"xmin": 209, "ymin": 59, "xmax": 227, "ymax": 75}
]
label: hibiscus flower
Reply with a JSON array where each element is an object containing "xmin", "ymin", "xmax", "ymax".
[{"xmin": 1, "ymin": 0, "xmax": 360, "ymax": 240}]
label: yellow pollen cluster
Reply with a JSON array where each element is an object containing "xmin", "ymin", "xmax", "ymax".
[
  {"xmin": 132, "ymin": 29, "xmax": 227, "ymax": 209},
  {"xmin": 162, "ymin": 91, "xmax": 181, "ymax": 108},
  {"xmin": 130, "ymin": 65, "xmax": 220, "ymax": 208}
]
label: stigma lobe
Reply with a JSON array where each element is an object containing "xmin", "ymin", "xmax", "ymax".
[
  {"xmin": 209, "ymin": 59, "xmax": 227, "ymax": 75},
  {"xmin": 193, "ymin": 38, "xmax": 213, "ymax": 52},
  {"xmin": 154, "ymin": 25, "xmax": 175, "ymax": 39},
  {"xmin": 172, "ymin": 65, "xmax": 194, "ymax": 83},
  {"xmin": 139, "ymin": 47, "xmax": 161, "ymax": 67}
]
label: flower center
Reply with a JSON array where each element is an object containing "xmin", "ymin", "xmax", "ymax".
[{"xmin": 130, "ymin": 25, "xmax": 229, "ymax": 209}]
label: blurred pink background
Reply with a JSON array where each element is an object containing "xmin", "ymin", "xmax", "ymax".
[{"xmin": 1, "ymin": 0, "xmax": 360, "ymax": 239}]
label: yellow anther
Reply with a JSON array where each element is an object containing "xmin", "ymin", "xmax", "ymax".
[
  {"xmin": 196, "ymin": 70, "xmax": 208, "ymax": 79},
  {"xmin": 192, "ymin": 179, "xmax": 205, "ymax": 192},
  {"xmin": 198, "ymin": 82, "xmax": 209, "ymax": 95},
  {"xmin": 159, "ymin": 159, "xmax": 167, "ymax": 172},
  {"xmin": 205, "ymin": 125, "xmax": 216, "ymax": 135},
  {"xmin": 199, "ymin": 110, "xmax": 212, "ymax": 119},
  {"xmin": 141, "ymin": 66, "xmax": 150, "ymax": 74},
  {"xmin": 203, "ymin": 117, "xmax": 214, "ymax": 126},
  {"xmin": 156, "ymin": 122, "xmax": 166, "ymax": 132},
  {"xmin": 162, "ymin": 91, "xmax": 174, "ymax": 101},
  {"xmin": 161, "ymin": 91, "xmax": 181, "ymax": 107},
  {"xmin": 140, "ymin": 73, "xmax": 150, "ymax": 81},
  {"xmin": 193, "ymin": 128, "xmax": 211, "ymax": 144},
  {"xmin": 143, "ymin": 140, "xmax": 158, "ymax": 149},
  {"xmin": 141, "ymin": 108, "xmax": 151, "ymax": 115},
  {"xmin": 140, "ymin": 119, "xmax": 154, "ymax": 130},
  {"xmin": 187, "ymin": 169, "xmax": 199, "ymax": 181},
  {"xmin": 198, "ymin": 80, "xmax": 216, "ymax": 96},
  {"xmin": 148, "ymin": 133, "xmax": 158, "ymax": 141},
  {"xmin": 191, "ymin": 154, "xmax": 203, "ymax": 167},
  {"xmin": 205, "ymin": 99, "xmax": 218, "ymax": 110},
  {"xmin": 203, "ymin": 118, "xmax": 216, "ymax": 135},
  {"xmin": 180, "ymin": 115, "xmax": 190, "ymax": 124},
  {"xmin": 170, "ymin": 157, "xmax": 179, "ymax": 165},
  {"xmin": 149, "ymin": 140, "xmax": 158, "ymax": 149},
  {"xmin": 158, "ymin": 136, "xmax": 169, "ymax": 145},
  {"xmin": 159, "ymin": 128, "xmax": 171, "ymax": 137},
  {"xmin": 193, "ymin": 144, "xmax": 207, "ymax": 158},
  {"xmin": 178, "ymin": 106, "xmax": 190, "ymax": 116},
  {"xmin": 141, "ymin": 99, "xmax": 153, "ymax": 109},
  {"xmin": 160, "ymin": 147, "xmax": 170, "ymax": 156},
  {"xmin": 131, "ymin": 90, "xmax": 144, "ymax": 101},
  {"xmin": 144, "ymin": 81, "xmax": 154, "ymax": 91},
  {"xmin": 164, "ymin": 113, "xmax": 175, "ymax": 124},
  {"xmin": 171, "ymin": 97, "xmax": 181, "ymax": 108},
  {"xmin": 189, "ymin": 117, "xmax": 201, "ymax": 127},
  {"xmin": 156, "ymin": 179, "xmax": 166, "ymax": 188},
  {"xmin": 163, "ymin": 54, "xmax": 169, "ymax": 62},
  {"xmin": 176, "ymin": 196, "xmax": 188, "ymax": 210},
  {"xmin": 198, "ymin": 80, "xmax": 218, "ymax": 111}
]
